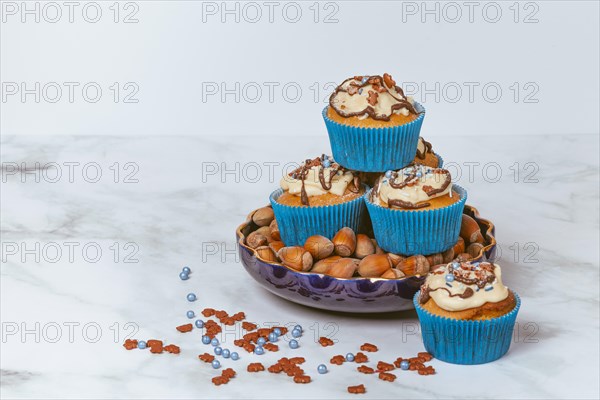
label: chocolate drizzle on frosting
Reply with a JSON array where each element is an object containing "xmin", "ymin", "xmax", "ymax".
[
  {"xmin": 286, "ymin": 156, "xmax": 360, "ymax": 206},
  {"xmin": 419, "ymin": 261, "xmax": 505, "ymax": 309},
  {"xmin": 371, "ymin": 165, "xmax": 452, "ymax": 209},
  {"xmin": 329, "ymin": 74, "xmax": 421, "ymax": 121},
  {"xmin": 415, "ymin": 137, "xmax": 433, "ymax": 160}
]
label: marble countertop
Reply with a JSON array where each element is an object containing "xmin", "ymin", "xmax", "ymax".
[{"xmin": 1, "ymin": 134, "xmax": 598, "ymax": 399}]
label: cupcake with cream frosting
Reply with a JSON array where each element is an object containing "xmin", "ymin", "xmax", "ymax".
[
  {"xmin": 323, "ymin": 73, "xmax": 425, "ymax": 172},
  {"xmin": 365, "ymin": 164, "xmax": 466, "ymax": 255},
  {"xmin": 414, "ymin": 261, "xmax": 520, "ymax": 364},
  {"xmin": 270, "ymin": 155, "xmax": 367, "ymax": 246},
  {"xmin": 414, "ymin": 137, "xmax": 442, "ymax": 168}
]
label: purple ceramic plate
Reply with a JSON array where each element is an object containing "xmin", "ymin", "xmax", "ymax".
[{"xmin": 236, "ymin": 205, "xmax": 496, "ymax": 313}]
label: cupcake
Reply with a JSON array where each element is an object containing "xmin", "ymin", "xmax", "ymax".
[
  {"xmin": 414, "ymin": 261, "xmax": 520, "ymax": 364},
  {"xmin": 323, "ymin": 73, "xmax": 425, "ymax": 172},
  {"xmin": 414, "ymin": 137, "xmax": 443, "ymax": 168},
  {"xmin": 270, "ymin": 155, "xmax": 366, "ymax": 246},
  {"xmin": 365, "ymin": 164, "xmax": 466, "ymax": 255}
]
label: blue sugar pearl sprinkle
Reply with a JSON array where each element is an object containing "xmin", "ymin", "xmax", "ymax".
[
  {"xmin": 179, "ymin": 272, "xmax": 189, "ymax": 280},
  {"xmin": 211, "ymin": 338, "xmax": 219, "ymax": 346},
  {"xmin": 345, "ymin": 353, "xmax": 355, "ymax": 362},
  {"xmin": 416, "ymin": 170, "xmax": 423, "ymax": 178},
  {"xmin": 214, "ymin": 346, "xmax": 222, "ymax": 355},
  {"xmin": 137, "ymin": 340, "xmax": 147, "ymax": 349},
  {"xmin": 293, "ymin": 325, "xmax": 302, "ymax": 332},
  {"xmin": 222, "ymin": 349, "xmax": 230, "ymax": 358},
  {"xmin": 400, "ymin": 360, "xmax": 410, "ymax": 370},
  {"xmin": 385, "ymin": 170, "xmax": 392, "ymax": 179},
  {"xmin": 268, "ymin": 332, "xmax": 278, "ymax": 342},
  {"xmin": 254, "ymin": 346, "xmax": 265, "ymax": 355},
  {"xmin": 186, "ymin": 310, "xmax": 195, "ymax": 319},
  {"xmin": 195, "ymin": 319, "xmax": 204, "ymax": 328},
  {"xmin": 292, "ymin": 329, "xmax": 302, "ymax": 338},
  {"xmin": 445, "ymin": 274, "xmax": 455, "ymax": 283},
  {"xmin": 273, "ymin": 328, "xmax": 281, "ymax": 336},
  {"xmin": 212, "ymin": 360, "xmax": 221, "ymax": 369},
  {"xmin": 317, "ymin": 364, "xmax": 328, "ymax": 374},
  {"xmin": 182, "ymin": 266, "xmax": 191, "ymax": 274},
  {"xmin": 257, "ymin": 337, "xmax": 266, "ymax": 346},
  {"xmin": 187, "ymin": 293, "xmax": 197, "ymax": 302},
  {"xmin": 289, "ymin": 339, "xmax": 299, "ymax": 349},
  {"xmin": 322, "ymin": 159, "xmax": 331, "ymax": 168},
  {"xmin": 452, "ymin": 261, "xmax": 460, "ymax": 270},
  {"xmin": 202, "ymin": 335, "xmax": 211, "ymax": 345},
  {"xmin": 230, "ymin": 352, "xmax": 239, "ymax": 361}
]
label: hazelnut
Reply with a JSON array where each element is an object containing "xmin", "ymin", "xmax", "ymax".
[
  {"xmin": 357, "ymin": 254, "xmax": 392, "ymax": 277},
  {"xmin": 467, "ymin": 242, "xmax": 484, "ymax": 258},
  {"xmin": 354, "ymin": 234, "xmax": 375, "ymax": 259},
  {"xmin": 381, "ymin": 269, "xmax": 406, "ymax": 279},
  {"xmin": 278, "ymin": 246, "xmax": 313, "ymax": 271},
  {"xmin": 387, "ymin": 253, "xmax": 405, "ymax": 267},
  {"xmin": 441, "ymin": 247, "xmax": 455, "ymax": 263},
  {"xmin": 269, "ymin": 219, "xmax": 280, "ymax": 241},
  {"xmin": 311, "ymin": 255, "xmax": 341, "ymax": 274},
  {"xmin": 255, "ymin": 246, "xmax": 278, "ymax": 263},
  {"xmin": 328, "ymin": 258, "xmax": 359, "ymax": 278},
  {"xmin": 332, "ymin": 227, "xmax": 356, "ymax": 257},
  {"xmin": 304, "ymin": 235, "xmax": 335, "ymax": 260},
  {"xmin": 452, "ymin": 236, "xmax": 465, "ymax": 255},
  {"xmin": 268, "ymin": 240, "xmax": 285, "ymax": 254},
  {"xmin": 397, "ymin": 255, "xmax": 429, "ymax": 276},
  {"xmin": 460, "ymin": 214, "xmax": 484, "ymax": 244},
  {"xmin": 252, "ymin": 207, "xmax": 274, "ymax": 227},
  {"xmin": 246, "ymin": 231, "xmax": 267, "ymax": 249}
]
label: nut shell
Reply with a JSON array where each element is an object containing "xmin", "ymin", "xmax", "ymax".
[
  {"xmin": 380, "ymin": 268, "xmax": 406, "ymax": 279},
  {"xmin": 467, "ymin": 242, "xmax": 484, "ymax": 258},
  {"xmin": 304, "ymin": 235, "xmax": 335, "ymax": 260},
  {"xmin": 460, "ymin": 214, "xmax": 484, "ymax": 244},
  {"xmin": 269, "ymin": 219, "xmax": 280, "ymax": 241},
  {"xmin": 311, "ymin": 255, "xmax": 341, "ymax": 274},
  {"xmin": 354, "ymin": 234, "xmax": 375, "ymax": 259},
  {"xmin": 332, "ymin": 227, "xmax": 356, "ymax": 257},
  {"xmin": 387, "ymin": 253, "xmax": 405, "ymax": 268},
  {"xmin": 425, "ymin": 253, "xmax": 444, "ymax": 267},
  {"xmin": 397, "ymin": 255, "xmax": 430, "ymax": 276},
  {"xmin": 279, "ymin": 246, "xmax": 313, "ymax": 272},
  {"xmin": 255, "ymin": 246, "xmax": 278, "ymax": 263},
  {"xmin": 268, "ymin": 240, "xmax": 285, "ymax": 254},
  {"xmin": 246, "ymin": 231, "xmax": 267, "ymax": 249},
  {"xmin": 253, "ymin": 207, "xmax": 275, "ymax": 227},
  {"xmin": 452, "ymin": 236, "xmax": 465, "ymax": 255},
  {"xmin": 255, "ymin": 226, "xmax": 273, "ymax": 243},
  {"xmin": 441, "ymin": 247, "xmax": 455, "ymax": 263},
  {"xmin": 328, "ymin": 258, "xmax": 359, "ymax": 278},
  {"xmin": 358, "ymin": 254, "xmax": 392, "ymax": 278}
]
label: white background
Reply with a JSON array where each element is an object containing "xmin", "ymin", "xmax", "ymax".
[{"xmin": 1, "ymin": 0, "xmax": 599, "ymax": 137}]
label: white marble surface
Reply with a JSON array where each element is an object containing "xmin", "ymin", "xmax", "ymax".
[{"xmin": 1, "ymin": 134, "xmax": 598, "ymax": 399}]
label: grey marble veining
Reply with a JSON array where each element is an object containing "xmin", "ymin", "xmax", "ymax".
[{"xmin": 1, "ymin": 134, "xmax": 598, "ymax": 399}]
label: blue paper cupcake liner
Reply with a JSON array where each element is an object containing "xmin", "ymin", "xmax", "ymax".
[
  {"xmin": 365, "ymin": 185, "xmax": 467, "ymax": 256},
  {"xmin": 323, "ymin": 103, "xmax": 425, "ymax": 172},
  {"xmin": 435, "ymin": 152, "xmax": 444, "ymax": 168},
  {"xmin": 270, "ymin": 187, "xmax": 367, "ymax": 246},
  {"xmin": 414, "ymin": 291, "xmax": 521, "ymax": 365}
]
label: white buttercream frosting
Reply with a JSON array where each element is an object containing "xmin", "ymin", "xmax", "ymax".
[
  {"xmin": 372, "ymin": 164, "xmax": 452, "ymax": 208},
  {"xmin": 280, "ymin": 156, "xmax": 355, "ymax": 197},
  {"xmin": 329, "ymin": 74, "xmax": 417, "ymax": 120},
  {"xmin": 422, "ymin": 261, "xmax": 509, "ymax": 312}
]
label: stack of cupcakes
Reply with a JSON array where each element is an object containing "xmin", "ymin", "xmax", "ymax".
[{"xmin": 268, "ymin": 73, "xmax": 519, "ymax": 364}]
